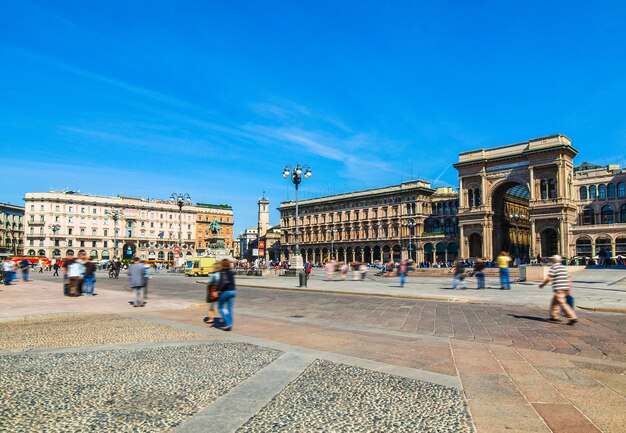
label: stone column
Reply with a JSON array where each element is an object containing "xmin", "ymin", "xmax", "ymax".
[
  {"xmin": 352, "ymin": 249, "xmax": 356, "ymax": 263},
  {"xmin": 459, "ymin": 225, "xmax": 466, "ymax": 258},
  {"xmin": 370, "ymin": 248, "xmax": 374, "ymax": 264},
  {"xmin": 591, "ymin": 238, "xmax": 596, "ymax": 258},
  {"xmin": 459, "ymin": 177, "xmax": 465, "ymax": 208},
  {"xmin": 611, "ymin": 238, "xmax": 617, "ymax": 257},
  {"xmin": 529, "ymin": 219, "xmax": 537, "ymax": 258},
  {"xmin": 529, "ymin": 167, "xmax": 535, "ymax": 201}
]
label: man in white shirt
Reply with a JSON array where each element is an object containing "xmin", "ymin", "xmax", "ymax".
[
  {"xmin": 67, "ymin": 256, "xmax": 85, "ymax": 297},
  {"xmin": 539, "ymin": 255, "xmax": 577, "ymax": 325}
]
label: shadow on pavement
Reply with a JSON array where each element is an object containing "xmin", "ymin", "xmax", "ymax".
[{"xmin": 508, "ymin": 314, "xmax": 548, "ymax": 322}]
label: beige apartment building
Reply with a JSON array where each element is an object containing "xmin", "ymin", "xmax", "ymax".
[
  {"xmin": 278, "ymin": 181, "xmax": 460, "ymax": 265},
  {"xmin": 22, "ymin": 191, "xmax": 223, "ymax": 262}
]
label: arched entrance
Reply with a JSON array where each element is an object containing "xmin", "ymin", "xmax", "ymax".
[
  {"xmin": 382, "ymin": 245, "xmax": 391, "ymax": 262},
  {"xmin": 541, "ymin": 228, "xmax": 559, "ymax": 257},
  {"xmin": 423, "ymin": 243, "xmax": 433, "ymax": 263},
  {"xmin": 392, "ymin": 245, "xmax": 401, "ymax": 262},
  {"xmin": 435, "ymin": 242, "xmax": 446, "ymax": 263},
  {"xmin": 468, "ymin": 233, "xmax": 482, "ymax": 258},
  {"xmin": 122, "ymin": 242, "xmax": 136, "ymax": 260},
  {"xmin": 373, "ymin": 245, "xmax": 381, "ymax": 262},
  {"xmin": 575, "ymin": 237, "xmax": 592, "ymax": 257},
  {"xmin": 363, "ymin": 246, "xmax": 372, "ymax": 263},
  {"xmin": 447, "ymin": 242, "xmax": 459, "ymax": 262},
  {"xmin": 354, "ymin": 246, "xmax": 362, "ymax": 263},
  {"xmin": 492, "ymin": 183, "xmax": 530, "ymax": 260}
]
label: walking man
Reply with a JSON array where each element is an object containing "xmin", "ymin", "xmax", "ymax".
[
  {"xmin": 19, "ymin": 258, "xmax": 30, "ymax": 282},
  {"xmin": 128, "ymin": 257, "xmax": 147, "ymax": 307},
  {"xmin": 496, "ymin": 251, "xmax": 511, "ymax": 290},
  {"xmin": 398, "ymin": 260, "xmax": 407, "ymax": 288},
  {"xmin": 473, "ymin": 258, "xmax": 487, "ymax": 289},
  {"xmin": 452, "ymin": 261, "xmax": 467, "ymax": 289},
  {"xmin": 539, "ymin": 255, "xmax": 577, "ymax": 325}
]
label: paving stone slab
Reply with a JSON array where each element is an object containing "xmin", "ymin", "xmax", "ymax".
[
  {"xmin": 0, "ymin": 313, "xmax": 209, "ymax": 350},
  {"xmin": 238, "ymin": 359, "xmax": 474, "ymax": 433},
  {"xmin": 0, "ymin": 342, "xmax": 281, "ymax": 433}
]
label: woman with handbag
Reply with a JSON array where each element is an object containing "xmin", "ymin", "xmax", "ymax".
[{"xmin": 204, "ymin": 263, "xmax": 221, "ymax": 325}]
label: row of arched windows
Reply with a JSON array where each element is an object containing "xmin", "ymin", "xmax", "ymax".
[
  {"xmin": 581, "ymin": 204, "xmax": 626, "ymax": 225},
  {"xmin": 580, "ymin": 182, "xmax": 625, "ymax": 200}
]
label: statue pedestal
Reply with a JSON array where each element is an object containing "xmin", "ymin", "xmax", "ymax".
[
  {"xmin": 281, "ymin": 254, "xmax": 304, "ymax": 277},
  {"xmin": 291, "ymin": 254, "xmax": 304, "ymax": 271}
]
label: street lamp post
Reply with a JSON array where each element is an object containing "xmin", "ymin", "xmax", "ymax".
[
  {"xmin": 282, "ymin": 164, "xmax": 312, "ymax": 276},
  {"xmin": 508, "ymin": 212, "xmax": 525, "ymax": 260},
  {"xmin": 48, "ymin": 224, "xmax": 61, "ymax": 258},
  {"xmin": 105, "ymin": 209, "xmax": 124, "ymax": 260},
  {"xmin": 403, "ymin": 218, "xmax": 416, "ymax": 261},
  {"xmin": 170, "ymin": 193, "xmax": 191, "ymax": 264}
]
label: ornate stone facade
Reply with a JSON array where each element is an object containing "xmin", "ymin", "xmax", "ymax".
[
  {"xmin": 278, "ymin": 181, "xmax": 460, "ymax": 265},
  {"xmin": 455, "ymin": 134, "xmax": 626, "ymax": 260}
]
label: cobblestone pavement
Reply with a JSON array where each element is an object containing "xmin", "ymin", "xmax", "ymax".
[
  {"xmin": 238, "ymin": 359, "xmax": 474, "ymax": 433},
  {"xmin": 236, "ymin": 287, "xmax": 626, "ymax": 361},
  {"xmin": 0, "ymin": 343, "xmax": 281, "ymax": 433},
  {"xmin": 0, "ymin": 314, "xmax": 209, "ymax": 351}
]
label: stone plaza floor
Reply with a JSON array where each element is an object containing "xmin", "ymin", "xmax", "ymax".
[{"xmin": 0, "ymin": 271, "xmax": 624, "ymax": 432}]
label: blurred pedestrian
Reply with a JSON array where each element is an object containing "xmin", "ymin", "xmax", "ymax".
[
  {"xmin": 83, "ymin": 257, "xmax": 96, "ymax": 296},
  {"xmin": 473, "ymin": 259, "xmax": 487, "ymax": 289},
  {"xmin": 53, "ymin": 261, "xmax": 60, "ymax": 276},
  {"xmin": 217, "ymin": 259, "xmax": 236, "ymax": 331},
  {"xmin": 496, "ymin": 251, "xmax": 511, "ymax": 290},
  {"xmin": 539, "ymin": 255, "xmax": 577, "ymax": 325},
  {"xmin": 398, "ymin": 260, "xmax": 407, "ymax": 287},
  {"xmin": 128, "ymin": 257, "xmax": 147, "ymax": 307},
  {"xmin": 19, "ymin": 258, "xmax": 30, "ymax": 282},
  {"xmin": 204, "ymin": 262, "xmax": 221, "ymax": 325},
  {"xmin": 67, "ymin": 254, "xmax": 85, "ymax": 297},
  {"xmin": 3, "ymin": 258, "xmax": 16, "ymax": 285},
  {"xmin": 452, "ymin": 261, "xmax": 467, "ymax": 289}
]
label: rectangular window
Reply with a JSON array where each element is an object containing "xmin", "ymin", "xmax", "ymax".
[
  {"xmin": 92, "ymin": 241, "xmax": 97, "ymax": 247},
  {"xmin": 80, "ymin": 241, "xmax": 85, "ymax": 247},
  {"xmin": 55, "ymin": 205, "xmax": 60, "ymax": 211},
  {"xmin": 40, "ymin": 205, "xmax": 44, "ymax": 211},
  {"xmin": 68, "ymin": 206, "xmax": 73, "ymax": 212},
  {"xmin": 92, "ymin": 209, "xmax": 97, "ymax": 214},
  {"xmin": 80, "ymin": 207, "xmax": 85, "ymax": 213},
  {"xmin": 30, "ymin": 205, "xmax": 34, "ymax": 211},
  {"xmin": 104, "ymin": 241, "xmax": 108, "ymax": 247}
]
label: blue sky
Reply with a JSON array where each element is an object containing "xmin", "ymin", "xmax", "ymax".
[{"xmin": 1, "ymin": 1, "xmax": 625, "ymax": 234}]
